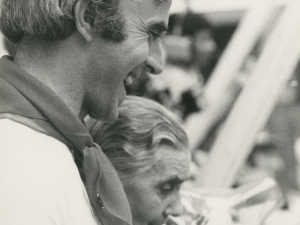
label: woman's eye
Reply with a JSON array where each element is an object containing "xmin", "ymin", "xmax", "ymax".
[
  {"xmin": 162, "ymin": 184, "xmax": 172, "ymax": 190},
  {"xmin": 159, "ymin": 183, "xmax": 175, "ymax": 196}
]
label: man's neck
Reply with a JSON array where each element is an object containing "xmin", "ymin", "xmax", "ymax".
[{"xmin": 13, "ymin": 37, "xmax": 88, "ymax": 120}]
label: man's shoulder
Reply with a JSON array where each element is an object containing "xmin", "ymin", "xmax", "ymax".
[
  {"xmin": 0, "ymin": 118, "xmax": 77, "ymax": 177},
  {"xmin": 0, "ymin": 118, "xmax": 69, "ymax": 151},
  {"xmin": 0, "ymin": 118, "xmax": 98, "ymax": 225},
  {"xmin": 0, "ymin": 118, "xmax": 75, "ymax": 175}
]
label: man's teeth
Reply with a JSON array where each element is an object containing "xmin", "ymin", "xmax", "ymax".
[{"xmin": 124, "ymin": 75, "xmax": 133, "ymax": 85}]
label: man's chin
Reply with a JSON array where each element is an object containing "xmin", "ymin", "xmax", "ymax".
[
  {"xmin": 103, "ymin": 111, "xmax": 119, "ymax": 123},
  {"xmin": 88, "ymin": 108, "xmax": 119, "ymax": 123},
  {"xmin": 147, "ymin": 220, "xmax": 166, "ymax": 225},
  {"xmin": 103, "ymin": 101, "xmax": 121, "ymax": 122},
  {"xmin": 132, "ymin": 220, "xmax": 154, "ymax": 225},
  {"xmin": 119, "ymin": 90, "xmax": 126, "ymax": 107}
]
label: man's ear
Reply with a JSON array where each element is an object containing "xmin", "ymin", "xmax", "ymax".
[{"xmin": 74, "ymin": 0, "xmax": 92, "ymax": 42}]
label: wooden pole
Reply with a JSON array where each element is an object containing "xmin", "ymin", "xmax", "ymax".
[
  {"xmin": 184, "ymin": 0, "xmax": 277, "ymax": 151},
  {"xmin": 201, "ymin": 0, "xmax": 300, "ymax": 188}
]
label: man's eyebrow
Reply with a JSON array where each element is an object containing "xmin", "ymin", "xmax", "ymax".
[
  {"xmin": 153, "ymin": 0, "xmax": 168, "ymax": 5},
  {"xmin": 148, "ymin": 20, "xmax": 169, "ymax": 34}
]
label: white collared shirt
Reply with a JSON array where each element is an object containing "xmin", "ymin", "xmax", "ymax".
[{"xmin": 0, "ymin": 119, "xmax": 99, "ymax": 225}]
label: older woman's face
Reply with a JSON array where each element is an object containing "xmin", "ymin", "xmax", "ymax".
[{"xmin": 123, "ymin": 144, "xmax": 190, "ymax": 225}]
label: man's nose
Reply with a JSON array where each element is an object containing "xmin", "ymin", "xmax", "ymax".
[
  {"xmin": 163, "ymin": 198, "xmax": 184, "ymax": 217},
  {"xmin": 145, "ymin": 42, "xmax": 164, "ymax": 75}
]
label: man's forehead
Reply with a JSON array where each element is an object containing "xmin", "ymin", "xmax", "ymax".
[
  {"xmin": 129, "ymin": 0, "xmax": 172, "ymax": 6},
  {"xmin": 122, "ymin": 0, "xmax": 172, "ymax": 17},
  {"xmin": 133, "ymin": 0, "xmax": 171, "ymax": 3}
]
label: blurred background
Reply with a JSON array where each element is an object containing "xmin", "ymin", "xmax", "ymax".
[{"xmin": 1, "ymin": 0, "xmax": 300, "ymax": 223}]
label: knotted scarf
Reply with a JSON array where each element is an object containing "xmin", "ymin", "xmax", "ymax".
[{"xmin": 0, "ymin": 56, "xmax": 132, "ymax": 225}]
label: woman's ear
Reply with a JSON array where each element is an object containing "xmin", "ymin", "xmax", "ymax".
[{"xmin": 74, "ymin": 0, "xmax": 92, "ymax": 42}]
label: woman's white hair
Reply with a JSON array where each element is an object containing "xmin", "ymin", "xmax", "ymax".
[{"xmin": 88, "ymin": 96, "xmax": 189, "ymax": 184}]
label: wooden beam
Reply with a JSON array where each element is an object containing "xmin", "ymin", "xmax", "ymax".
[
  {"xmin": 184, "ymin": 0, "xmax": 277, "ymax": 151},
  {"xmin": 201, "ymin": 0, "xmax": 300, "ymax": 188}
]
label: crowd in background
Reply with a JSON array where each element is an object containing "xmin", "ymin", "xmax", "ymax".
[{"xmin": 125, "ymin": 8, "xmax": 300, "ymax": 221}]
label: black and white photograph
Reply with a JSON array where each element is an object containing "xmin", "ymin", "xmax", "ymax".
[{"xmin": 1, "ymin": 0, "xmax": 300, "ymax": 224}]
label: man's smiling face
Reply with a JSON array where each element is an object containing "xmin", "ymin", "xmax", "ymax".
[{"xmin": 85, "ymin": 0, "xmax": 172, "ymax": 122}]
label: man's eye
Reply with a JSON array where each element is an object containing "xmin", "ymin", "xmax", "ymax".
[
  {"xmin": 149, "ymin": 31, "xmax": 159, "ymax": 39},
  {"xmin": 149, "ymin": 31, "xmax": 166, "ymax": 39}
]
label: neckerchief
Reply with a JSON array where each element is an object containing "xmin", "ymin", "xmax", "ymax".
[{"xmin": 0, "ymin": 56, "xmax": 132, "ymax": 225}]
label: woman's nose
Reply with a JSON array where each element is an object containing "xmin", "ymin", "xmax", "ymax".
[{"xmin": 163, "ymin": 198, "xmax": 184, "ymax": 217}]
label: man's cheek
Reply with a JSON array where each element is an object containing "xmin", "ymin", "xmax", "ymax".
[
  {"xmin": 130, "ymin": 42, "xmax": 149, "ymax": 64},
  {"xmin": 131, "ymin": 35, "xmax": 149, "ymax": 51}
]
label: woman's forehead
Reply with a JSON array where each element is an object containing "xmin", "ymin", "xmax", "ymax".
[{"xmin": 149, "ymin": 145, "xmax": 190, "ymax": 182}]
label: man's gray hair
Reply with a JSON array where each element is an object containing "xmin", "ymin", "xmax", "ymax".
[
  {"xmin": 88, "ymin": 96, "xmax": 189, "ymax": 183},
  {"xmin": 0, "ymin": 0, "xmax": 126, "ymax": 43}
]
